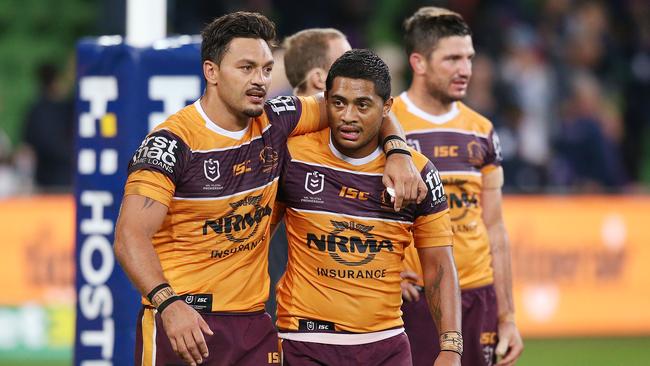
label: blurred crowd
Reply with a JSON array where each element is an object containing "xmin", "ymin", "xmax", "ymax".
[{"xmin": 0, "ymin": 0, "xmax": 648, "ymax": 195}]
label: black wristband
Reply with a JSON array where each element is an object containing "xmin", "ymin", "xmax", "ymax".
[
  {"xmin": 440, "ymin": 349, "xmax": 463, "ymax": 356},
  {"xmin": 156, "ymin": 295, "xmax": 181, "ymax": 315},
  {"xmin": 382, "ymin": 134, "xmax": 405, "ymax": 147},
  {"xmin": 146, "ymin": 283, "xmax": 171, "ymax": 303},
  {"xmin": 385, "ymin": 148, "xmax": 412, "ymax": 157}
]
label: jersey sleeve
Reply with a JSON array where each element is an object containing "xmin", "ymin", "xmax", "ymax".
[
  {"xmin": 481, "ymin": 129, "xmax": 503, "ymax": 174},
  {"xmin": 412, "ymin": 160, "xmax": 452, "ymax": 248},
  {"xmin": 264, "ymin": 95, "xmax": 321, "ymax": 137},
  {"xmin": 124, "ymin": 129, "xmax": 191, "ymax": 206},
  {"xmin": 124, "ymin": 170, "xmax": 175, "ymax": 206}
]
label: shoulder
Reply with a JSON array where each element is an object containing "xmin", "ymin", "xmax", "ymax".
[
  {"xmin": 151, "ymin": 104, "xmax": 201, "ymax": 143},
  {"xmin": 457, "ymin": 102, "xmax": 494, "ymax": 135},
  {"xmin": 286, "ymin": 129, "xmax": 328, "ymax": 155},
  {"xmin": 410, "ymin": 148, "xmax": 434, "ymax": 171}
]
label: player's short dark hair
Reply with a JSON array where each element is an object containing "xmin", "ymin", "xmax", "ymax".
[
  {"xmin": 326, "ymin": 49, "xmax": 391, "ymax": 101},
  {"xmin": 283, "ymin": 28, "xmax": 347, "ymax": 91},
  {"xmin": 201, "ymin": 11, "xmax": 276, "ymax": 64},
  {"xmin": 403, "ymin": 11, "xmax": 471, "ymax": 57}
]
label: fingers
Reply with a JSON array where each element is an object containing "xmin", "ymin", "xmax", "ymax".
[
  {"xmin": 416, "ymin": 178, "xmax": 428, "ymax": 204},
  {"xmin": 183, "ymin": 332, "xmax": 203, "ymax": 365},
  {"xmin": 400, "ymin": 270, "xmax": 420, "ymax": 282},
  {"xmin": 497, "ymin": 339, "xmax": 524, "ymax": 366},
  {"xmin": 382, "ymin": 175, "xmax": 393, "ymax": 193},
  {"xmin": 393, "ymin": 181, "xmax": 405, "ymax": 212},
  {"xmin": 199, "ymin": 317, "xmax": 214, "ymax": 336},
  {"xmin": 400, "ymin": 281, "xmax": 420, "ymax": 302},
  {"xmin": 408, "ymin": 179, "xmax": 419, "ymax": 206},
  {"xmin": 175, "ymin": 336, "xmax": 196, "ymax": 366},
  {"xmin": 408, "ymin": 284, "xmax": 420, "ymax": 301},
  {"xmin": 495, "ymin": 336, "xmax": 509, "ymax": 359},
  {"xmin": 401, "ymin": 286, "xmax": 413, "ymax": 302},
  {"xmin": 192, "ymin": 327, "xmax": 209, "ymax": 359}
]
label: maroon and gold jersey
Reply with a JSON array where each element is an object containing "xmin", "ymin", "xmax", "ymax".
[
  {"xmin": 275, "ymin": 129, "xmax": 452, "ymax": 341},
  {"xmin": 392, "ymin": 92, "xmax": 503, "ymax": 289},
  {"xmin": 124, "ymin": 96, "xmax": 321, "ymax": 313}
]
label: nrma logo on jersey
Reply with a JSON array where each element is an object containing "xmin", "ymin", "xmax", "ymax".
[
  {"xmin": 306, "ymin": 220, "xmax": 394, "ymax": 266},
  {"xmin": 202, "ymin": 195, "xmax": 272, "ymax": 243}
]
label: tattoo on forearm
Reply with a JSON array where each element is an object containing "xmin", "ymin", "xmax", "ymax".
[
  {"xmin": 425, "ymin": 264, "xmax": 444, "ymax": 328},
  {"xmin": 142, "ymin": 198, "xmax": 155, "ymax": 210}
]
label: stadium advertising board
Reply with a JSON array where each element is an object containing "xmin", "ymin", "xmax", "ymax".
[
  {"xmin": 0, "ymin": 196, "xmax": 74, "ymax": 362},
  {"xmin": 505, "ymin": 196, "xmax": 650, "ymax": 337},
  {"xmin": 74, "ymin": 36, "xmax": 203, "ymax": 366}
]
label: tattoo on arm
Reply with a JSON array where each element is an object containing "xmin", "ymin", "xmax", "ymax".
[
  {"xmin": 425, "ymin": 263, "xmax": 444, "ymax": 328},
  {"xmin": 141, "ymin": 198, "xmax": 155, "ymax": 210}
]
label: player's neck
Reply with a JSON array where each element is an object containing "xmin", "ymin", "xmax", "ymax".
[
  {"xmin": 200, "ymin": 89, "xmax": 250, "ymax": 132},
  {"xmin": 406, "ymin": 85, "xmax": 454, "ymax": 116}
]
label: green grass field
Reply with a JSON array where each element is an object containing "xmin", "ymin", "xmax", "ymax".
[
  {"xmin": 1, "ymin": 337, "xmax": 649, "ymax": 365},
  {"xmin": 518, "ymin": 337, "xmax": 650, "ymax": 366}
]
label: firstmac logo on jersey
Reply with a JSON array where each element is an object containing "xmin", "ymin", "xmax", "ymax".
[
  {"xmin": 425, "ymin": 169, "xmax": 446, "ymax": 206},
  {"xmin": 132, "ymin": 133, "xmax": 179, "ymax": 174}
]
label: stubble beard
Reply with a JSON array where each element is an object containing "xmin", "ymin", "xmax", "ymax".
[
  {"xmin": 243, "ymin": 106, "xmax": 264, "ymax": 118},
  {"xmin": 426, "ymin": 80, "xmax": 462, "ymax": 105}
]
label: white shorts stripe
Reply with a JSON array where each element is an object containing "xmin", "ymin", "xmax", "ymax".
[{"xmin": 279, "ymin": 328, "xmax": 405, "ymax": 346}]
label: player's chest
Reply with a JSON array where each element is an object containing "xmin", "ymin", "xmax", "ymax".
[
  {"xmin": 176, "ymin": 136, "xmax": 282, "ymax": 197},
  {"xmin": 405, "ymin": 131, "xmax": 489, "ymax": 171},
  {"xmin": 282, "ymin": 160, "xmax": 416, "ymax": 221}
]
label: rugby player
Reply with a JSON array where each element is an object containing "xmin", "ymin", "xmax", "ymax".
[
  {"xmin": 394, "ymin": 7, "xmax": 524, "ymax": 366},
  {"xmin": 113, "ymin": 12, "xmax": 425, "ymax": 366},
  {"xmin": 267, "ymin": 27, "xmax": 352, "ymax": 321},
  {"xmin": 272, "ymin": 49, "xmax": 462, "ymax": 366}
]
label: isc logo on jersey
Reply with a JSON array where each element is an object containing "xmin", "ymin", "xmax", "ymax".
[{"xmin": 132, "ymin": 134, "xmax": 179, "ymax": 174}]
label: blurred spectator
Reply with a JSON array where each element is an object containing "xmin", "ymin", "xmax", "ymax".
[
  {"xmin": 22, "ymin": 63, "xmax": 74, "ymax": 191},
  {"xmin": 500, "ymin": 24, "xmax": 555, "ymax": 169},
  {"xmin": 551, "ymin": 72, "xmax": 627, "ymax": 191},
  {"xmin": 622, "ymin": 0, "xmax": 650, "ymax": 187},
  {"xmin": 0, "ymin": 128, "xmax": 20, "ymax": 197}
]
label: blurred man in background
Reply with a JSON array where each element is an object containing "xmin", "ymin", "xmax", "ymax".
[
  {"xmin": 393, "ymin": 7, "xmax": 524, "ymax": 366},
  {"xmin": 283, "ymin": 28, "xmax": 351, "ymax": 96},
  {"xmin": 23, "ymin": 62, "xmax": 74, "ymax": 190}
]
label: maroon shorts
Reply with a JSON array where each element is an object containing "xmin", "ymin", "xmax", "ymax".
[
  {"xmin": 134, "ymin": 307, "xmax": 280, "ymax": 366},
  {"xmin": 402, "ymin": 284, "xmax": 498, "ymax": 366},
  {"xmin": 281, "ymin": 333, "xmax": 412, "ymax": 366}
]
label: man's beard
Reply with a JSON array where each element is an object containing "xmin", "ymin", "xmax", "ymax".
[
  {"xmin": 426, "ymin": 81, "xmax": 462, "ymax": 105},
  {"xmin": 243, "ymin": 106, "xmax": 264, "ymax": 118}
]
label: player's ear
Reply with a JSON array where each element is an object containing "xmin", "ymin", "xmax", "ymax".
[
  {"xmin": 203, "ymin": 60, "xmax": 219, "ymax": 85},
  {"xmin": 382, "ymin": 96, "xmax": 394, "ymax": 117},
  {"xmin": 409, "ymin": 53, "xmax": 427, "ymax": 75},
  {"xmin": 310, "ymin": 68, "xmax": 327, "ymax": 92}
]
